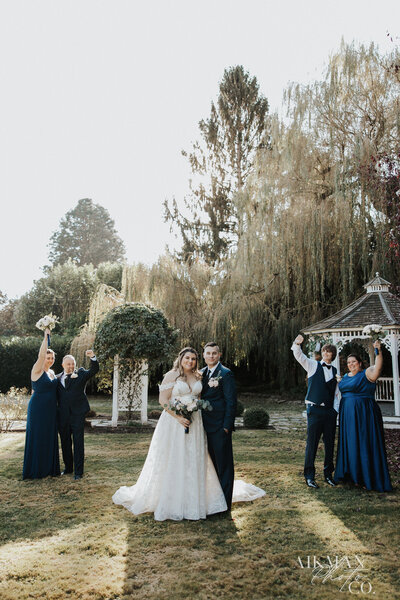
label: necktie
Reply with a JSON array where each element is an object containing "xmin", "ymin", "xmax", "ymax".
[
  {"xmin": 322, "ymin": 364, "xmax": 332, "ymax": 370},
  {"xmin": 65, "ymin": 373, "xmax": 72, "ymax": 388}
]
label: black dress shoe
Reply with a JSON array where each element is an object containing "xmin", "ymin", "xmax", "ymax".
[
  {"xmin": 61, "ymin": 471, "xmax": 72, "ymax": 475},
  {"xmin": 74, "ymin": 475, "xmax": 82, "ymax": 480},
  {"xmin": 305, "ymin": 479, "xmax": 319, "ymax": 489},
  {"xmin": 324, "ymin": 476, "xmax": 336, "ymax": 487}
]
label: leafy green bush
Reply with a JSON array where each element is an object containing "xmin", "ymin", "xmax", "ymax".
[
  {"xmin": 243, "ymin": 406, "xmax": 270, "ymax": 429},
  {"xmin": 0, "ymin": 335, "xmax": 73, "ymax": 392},
  {"xmin": 95, "ymin": 303, "xmax": 178, "ymax": 366},
  {"xmin": 235, "ymin": 399, "xmax": 244, "ymax": 417}
]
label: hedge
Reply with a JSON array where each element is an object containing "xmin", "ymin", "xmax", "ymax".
[{"xmin": 0, "ymin": 335, "xmax": 73, "ymax": 392}]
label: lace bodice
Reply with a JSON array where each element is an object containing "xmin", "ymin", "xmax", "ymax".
[{"xmin": 159, "ymin": 379, "xmax": 202, "ymax": 398}]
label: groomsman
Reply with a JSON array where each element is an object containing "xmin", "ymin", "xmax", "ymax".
[
  {"xmin": 292, "ymin": 334, "xmax": 339, "ymax": 489},
  {"xmin": 57, "ymin": 350, "xmax": 99, "ymax": 480}
]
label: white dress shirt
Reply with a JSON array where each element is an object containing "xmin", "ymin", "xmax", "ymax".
[
  {"xmin": 61, "ymin": 356, "xmax": 97, "ymax": 387},
  {"xmin": 206, "ymin": 362, "xmax": 220, "ymax": 378},
  {"xmin": 291, "ymin": 343, "xmax": 341, "ymax": 409}
]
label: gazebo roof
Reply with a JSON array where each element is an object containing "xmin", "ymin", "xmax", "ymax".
[{"xmin": 303, "ymin": 274, "xmax": 400, "ymax": 333}]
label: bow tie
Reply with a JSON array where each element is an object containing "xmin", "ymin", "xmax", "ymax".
[{"xmin": 322, "ymin": 363, "xmax": 332, "ymax": 370}]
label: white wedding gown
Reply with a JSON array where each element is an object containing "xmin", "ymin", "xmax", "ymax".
[{"xmin": 112, "ymin": 379, "xmax": 265, "ymax": 521}]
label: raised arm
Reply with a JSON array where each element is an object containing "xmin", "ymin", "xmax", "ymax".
[
  {"xmin": 80, "ymin": 349, "xmax": 100, "ymax": 382},
  {"xmin": 31, "ymin": 329, "xmax": 50, "ymax": 381},
  {"xmin": 158, "ymin": 370, "xmax": 190, "ymax": 429},
  {"xmin": 291, "ymin": 334, "xmax": 317, "ymax": 376},
  {"xmin": 366, "ymin": 340, "xmax": 383, "ymax": 383}
]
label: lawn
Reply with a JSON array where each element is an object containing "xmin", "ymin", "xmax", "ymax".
[{"xmin": 0, "ymin": 402, "xmax": 399, "ymax": 600}]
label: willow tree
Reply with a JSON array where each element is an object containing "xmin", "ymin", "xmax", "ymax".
[
  {"xmin": 209, "ymin": 42, "xmax": 400, "ymax": 388},
  {"xmin": 165, "ymin": 65, "xmax": 269, "ymax": 264}
]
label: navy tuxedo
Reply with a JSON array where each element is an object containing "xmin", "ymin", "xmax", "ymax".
[
  {"xmin": 56, "ymin": 359, "xmax": 99, "ymax": 476},
  {"xmin": 201, "ymin": 363, "xmax": 237, "ymax": 509}
]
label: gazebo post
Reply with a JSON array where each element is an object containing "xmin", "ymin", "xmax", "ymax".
[
  {"xmin": 390, "ymin": 334, "xmax": 400, "ymax": 417},
  {"xmin": 332, "ymin": 333, "xmax": 341, "ymax": 375}
]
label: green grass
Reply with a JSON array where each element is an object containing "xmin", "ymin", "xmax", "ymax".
[{"xmin": 0, "ymin": 416, "xmax": 399, "ymax": 600}]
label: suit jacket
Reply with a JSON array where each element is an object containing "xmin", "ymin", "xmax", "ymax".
[
  {"xmin": 201, "ymin": 363, "xmax": 237, "ymax": 433},
  {"xmin": 57, "ymin": 359, "xmax": 99, "ymax": 421}
]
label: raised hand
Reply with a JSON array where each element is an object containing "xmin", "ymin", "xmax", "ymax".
[
  {"xmin": 86, "ymin": 349, "xmax": 95, "ymax": 358},
  {"xmin": 294, "ymin": 334, "xmax": 304, "ymax": 345}
]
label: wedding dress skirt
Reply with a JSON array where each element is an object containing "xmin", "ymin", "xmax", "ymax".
[{"xmin": 112, "ymin": 380, "xmax": 265, "ymax": 521}]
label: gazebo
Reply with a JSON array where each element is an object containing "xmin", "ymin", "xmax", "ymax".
[{"xmin": 302, "ymin": 274, "xmax": 400, "ymax": 423}]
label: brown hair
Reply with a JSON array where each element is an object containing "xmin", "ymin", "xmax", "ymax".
[
  {"xmin": 321, "ymin": 344, "xmax": 337, "ymax": 360},
  {"xmin": 204, "ymin": 341, "xmax": 220, "ymax": 351},
  {"xmin": 347, "ymin": 353, "xmax": 363, "ymax": 367},
  {"xmin": 172, "ymin": 347, "xmax": 202, "ymax": 381},
  {"xmin": 46, "ymin": 349, "xmax": 55, "ymax": 359}
]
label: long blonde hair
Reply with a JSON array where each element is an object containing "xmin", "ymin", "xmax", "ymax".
[{"xmin": 172, "ymin": 347, "xmax": 202, "ymax": 381}]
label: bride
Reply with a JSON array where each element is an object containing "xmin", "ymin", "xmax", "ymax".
[{"xmin": 112, "ymin": 347, "xmax": 265, "ymax": 521}]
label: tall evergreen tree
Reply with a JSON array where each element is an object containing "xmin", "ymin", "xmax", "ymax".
[
  {"xmin": 48, "ymin": 198, "xmax": 125, "ymax": 267},
  {"xmin": 165, "ymin": 65, "xmax": 269, "ymax": 264}
]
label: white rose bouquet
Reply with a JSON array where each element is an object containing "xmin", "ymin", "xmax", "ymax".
[
  {"xmin": 35, "ymin": 313, "xmax": 59, "ymax": 346},
  {"xmin": 169, "ymin": 396, "xmax": 212, "ymax": 433},
  {"xmin": 362, "ymin": 324, "xmax": 388, "ymax": 355}
]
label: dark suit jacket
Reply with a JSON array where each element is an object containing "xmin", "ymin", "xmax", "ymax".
[
  {"xmin": 201, "ymin": 363, "xmax": 237, "ymax": 433},
  {"xmin": 57, "ymin": 359, "xmax": 99, "ymax": 422}
]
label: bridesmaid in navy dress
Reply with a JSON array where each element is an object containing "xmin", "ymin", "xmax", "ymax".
[
  {"xmin": 335, "ymin": 340, "xmax": 392, "ymax": 492},
  {"xmin": 22, "ymin": 328, "xmax": 60, "ymax": 479}
]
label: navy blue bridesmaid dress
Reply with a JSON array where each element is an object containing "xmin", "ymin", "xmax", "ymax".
[
  {"xmin": 335, "ymin": 370, "xmax": 392, "ymax": 492},
  {"xmin": 22, "ymin": 371, "xmax": 60, "ymax": 479}
]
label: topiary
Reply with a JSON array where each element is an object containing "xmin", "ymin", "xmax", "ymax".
[
  {"xmin": 95, "ymin": 303, "xmax": 178, "ymax": 366},
  {"xmin": 243, "ymin": 406, "xmax": 270, "ymax": 429},
  {"xmin": 94, "ymin": 303, "xmax": 178, "ymax": 418},
  {"xmin": 235, "ymin": 399, "xmax": 244, "ymax": 417}
]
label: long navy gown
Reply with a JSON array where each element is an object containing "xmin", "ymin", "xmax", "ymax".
[
  {"xmin": 335, "ymin": 370, "xmax": 392, "ymax": 492},
  {"xmin": 22, "ymin": 371, "xmax": 60, "ymax": 479}
]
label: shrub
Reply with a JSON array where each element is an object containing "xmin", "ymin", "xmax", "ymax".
[
  {"xmin": 243, "ymin": 406, "xmax": 270, "ymax": 429},
  {"xmin": 0, "ymin": 387, "xmax": 29, "ymax": 431},
  {"xmin": 148, "ymin": 409, "xmax": 162, "ymax": 420},
  {"xmin": 235, "ymin": 399, "xmax": 244, "ymax": 417}
]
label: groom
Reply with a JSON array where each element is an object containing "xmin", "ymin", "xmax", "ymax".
[
  {"xmin": 292, "ymin": 334, "xmax": 339, "ymax": 489},
  {"xmin": 57, "ymin": 350, "xmax": 99, "ymax": 480},
  {"xmin": 201, "ymin": 342, "xmax": 237, "ymax": 511}
]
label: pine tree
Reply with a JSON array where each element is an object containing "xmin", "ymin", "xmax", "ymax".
[
  {"xmin": 48, "ymin": 198, "xmax": 125, "ymax": 267},
  {"xmin": 165, "ymin": 65, "xmax": 269, "ymax": 264}
]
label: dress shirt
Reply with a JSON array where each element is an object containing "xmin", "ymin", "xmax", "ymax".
[
  {"xmin": 291, "ymin": 343, "xmax": 341, "ymax": 407},
  {"xmin": 206, "ymin": 362, "xmax": 220, "ymax": 378},
  {"xmin": 61, "ymin": 356, "xmax": 97, "ymax": 387}
]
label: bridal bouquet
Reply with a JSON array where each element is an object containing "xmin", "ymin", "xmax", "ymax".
[
  {"xmin": 170, "ymin": 397, "xmax": 212, "ymax": 434},
  {"xmin": 362, "ymin": 324, "xmax": 388, "ymax": 355},
  {"xmin": 35, "ymin": 313, "xmax": 59, "ymax": 345}
]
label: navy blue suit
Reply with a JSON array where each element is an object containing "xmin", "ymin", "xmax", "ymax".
[
  {"xmin": 57, "ymin": 359, "xmax": 99, "ymax": 476},
  {"xmin": 201, "ymin": 363, "xmax": 237, "ymax": 509}
]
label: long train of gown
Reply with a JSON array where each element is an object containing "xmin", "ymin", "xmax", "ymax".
[
  {"xmin": 335, "ymin": 370, "xmax": 392, "ymax": 492},
  {"xmin": 112, "ymin": 380, "xmax": 265, "ymax": 520}
]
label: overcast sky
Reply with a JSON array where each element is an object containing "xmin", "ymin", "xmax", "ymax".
[{"xmin": 0, "ymin": 0, "xmax": 398, "ymax": 298}]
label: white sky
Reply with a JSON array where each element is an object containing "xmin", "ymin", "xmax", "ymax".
[{"xmin": 0, "ymin": 0, "xmax": 398, "ymax": 298}]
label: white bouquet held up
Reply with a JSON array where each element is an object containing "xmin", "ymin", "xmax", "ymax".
[
  {"xmin": 35, "ymin": 313, "xmax": 59, "ymax": 346},
  {"xmin": 362, "ymin": 324, "xmax": 388, "ymax": 355}
]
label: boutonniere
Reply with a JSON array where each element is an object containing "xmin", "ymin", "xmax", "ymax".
[
  {"xmin": 208, "ymin": 374, "xmax": 222, "ymax": 388},
  {"xmin": 70, "ymin": 371, "xmax": 78, "ymax": 379}
]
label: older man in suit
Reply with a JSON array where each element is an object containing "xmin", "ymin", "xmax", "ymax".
[{"xmin": 57, "ymin": 349, "xmax": 99, "ymax": 480}]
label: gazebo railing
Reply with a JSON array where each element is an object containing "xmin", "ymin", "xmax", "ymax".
[{"xmin": 375, "ymin": 378, "xmax": 394, "ymax": 402}]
